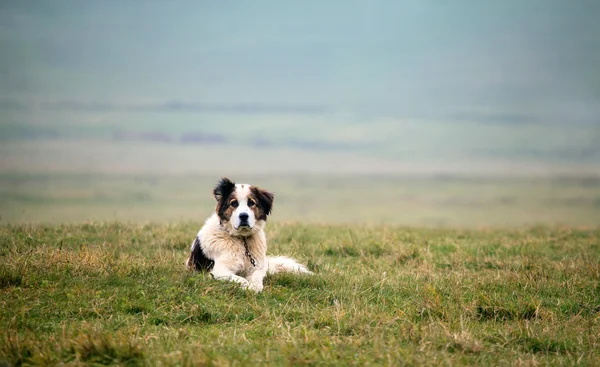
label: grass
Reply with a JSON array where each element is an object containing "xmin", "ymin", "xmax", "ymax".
[{"xmin": 1, "ymin": 222, "xmax": 599, "ymax": 365}]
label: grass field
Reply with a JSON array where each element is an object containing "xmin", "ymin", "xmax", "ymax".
[
  {"xmin": 1, "ymin": 136, "xmax": 600, "ymax": 365},
  {"xmin": 1, "ymin": 222, "xmax": 599, "ymax": 365}
]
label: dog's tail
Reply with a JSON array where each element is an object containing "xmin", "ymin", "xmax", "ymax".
[{"xmin": 267, "ymin": 256, "xmax": 313, "ymax": 275}]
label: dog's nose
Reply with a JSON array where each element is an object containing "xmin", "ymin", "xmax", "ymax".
[{"xmin": 239, "ymin": 213, "xmax": 249, "ymax": 222}]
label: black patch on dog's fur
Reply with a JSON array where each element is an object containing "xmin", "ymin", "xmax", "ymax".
[
  {"xmin": 213, "ymin": 177, "xmax": 236, "ymax": 222},
  {"xmin": 188, "ymin": 237, "xmax": 214, "ymax": 271},
  {"xmin": 251, "ymin": 186, "xmax": 274, "ymax": 221}
]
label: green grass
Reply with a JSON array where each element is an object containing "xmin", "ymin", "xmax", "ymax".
[{"xmin": 1, "ymin": 222, "xmax": 599, "ymax": 365}]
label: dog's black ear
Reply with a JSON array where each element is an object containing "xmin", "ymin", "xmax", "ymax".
[
  {"xmin": 213, "ymin": 177, "xmax": 236, "ymax": 202},
  {"xmin": 251, "ymin": 186, "xmax": 274, "ymax": 219},
  {"xmin": 213, "ymin": 177, "xmax": 236, "ymax": 218}
]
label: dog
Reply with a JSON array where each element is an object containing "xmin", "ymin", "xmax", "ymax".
[{"xmin": 186, "ymin": 177, "xmax": 313, "ymax": 292}]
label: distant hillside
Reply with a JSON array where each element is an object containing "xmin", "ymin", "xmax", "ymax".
[
  {"xmin": 2, "ymin": 109, "xmax": 599, "ymax": 167},
  {"xmin": 1, "ymin": 1, "xmax": 599, "ymax": 173}
]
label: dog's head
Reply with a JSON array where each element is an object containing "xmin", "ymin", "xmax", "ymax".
[{"xmin": 213, "ymin": 177, "xmax": 274, "ymax": 236}]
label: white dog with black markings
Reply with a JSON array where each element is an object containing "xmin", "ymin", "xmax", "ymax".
[{"xmin": 187, "ymin": 177, "xmax": 313, "ymax": 292}]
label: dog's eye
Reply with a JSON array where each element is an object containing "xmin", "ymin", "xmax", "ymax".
[
  {"xmin": 230, "ymin": 200, "xmax": 239, "ymax": 208},
  {"xmin": 247, "ymin": 199, "xmax": 255, "ymax": 207}
]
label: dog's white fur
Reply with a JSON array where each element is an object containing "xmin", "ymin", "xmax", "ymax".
[{"xmin": 186, "ymin": 178, "xmax": 312, "ymax": 292}]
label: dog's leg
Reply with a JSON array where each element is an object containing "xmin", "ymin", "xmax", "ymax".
[
  {"xmin": 246, "ymin": 260, "xmax": 267, "ymax": 293},
  {"xmin": 210, "ymin": 263, "xmax": 251, "ymax": 290}
]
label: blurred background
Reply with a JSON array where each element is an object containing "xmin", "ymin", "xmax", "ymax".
[{"xmin": 1, "ymin": 1, "xmax": 599, "ymax": 227}]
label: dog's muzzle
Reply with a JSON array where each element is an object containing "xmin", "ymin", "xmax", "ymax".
[{"xmin": 238, "ymin": 212, "xmax": 250, "ymax": 228}]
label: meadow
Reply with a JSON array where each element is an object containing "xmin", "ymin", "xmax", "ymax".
[
  {"xmin": 1, "ymin": 222, "xmax": 599, "ymax": 365},
  {"xmin": 3, "ymin": 2, "xmax": 600, "ymax": 363},
  {"xmin": 1, "ymin": 137, "xmax": 600, "ymax": 365}
]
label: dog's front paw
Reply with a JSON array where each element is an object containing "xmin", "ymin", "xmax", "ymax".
[
  {"xmin": 237, "ymin": 278, "xmax": 251, "ymax": 290},
  {"xmin": 247, "ymin": 282, "xmax": 264, "ymax": 293}
]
